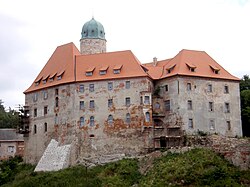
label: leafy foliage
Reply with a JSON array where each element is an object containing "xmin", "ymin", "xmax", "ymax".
[
  {"xmin": 0, "ymin": 156, "xmax": 32, "ymax": 186},
  {"xmin": 139, "ymin": 148, "xmax": 249, "ymax": 187},
  {"xmin": 0, "ymin": 100, "xmax": 20, "ymax": 129},
  {"xmin": 240, "ymin": 75, "xmax": 250, "ymax": 137},
  {"xmin": 1, "ymin": 148, "xmax": 250, "ymax": 187}
]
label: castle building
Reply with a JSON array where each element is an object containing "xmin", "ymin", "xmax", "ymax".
[{"xmin": 23, "ymin": 18, "xmax": 242, "ymax": 164}]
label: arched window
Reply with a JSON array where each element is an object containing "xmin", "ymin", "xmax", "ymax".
[
  {"xmin": 108, "ymin": 115, "xmax": 113, "ymax": 124},
  {"xmin": 44, "ymin": 123, "xmax": 47, "ymax": 132},
  {"xmin": 55, "ymin": 97, "xmax": 59, "ymax": 107},
  {"xmin": 80, "ymin": 117, "xmax": 84, "ymax": 127},
  {"xmin": 34, "ymin": 125, "xmax": 37, "ymax": 134},
  {"xmin": 155, "ymin": 102, "xmax": 160, "ymax": 109},
  {"xmin": 126, "ymin": 113, "xmax": 131, "ymax": 124},
  {"xmin": 145, "ymin": 112, "xmax": 150, "ymax": 122},
  {"xmin": 90, "ymin": 116, "xmax": 95, "ymax": 126}
]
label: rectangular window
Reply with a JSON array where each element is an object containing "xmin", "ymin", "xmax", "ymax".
[
  {"xmin": 113, "ymin": 69, "xmax": 120, "ymax": 74},
  {"xmin": 33, "ymin": 93, "xmax": 38, "ymax": 102},
  {"xmin": 209, "ymin": 102, "xmax": 214, "ymax": 112},
  {"xmin": 108, "ymin": 82, "xmax": 113, "ymax": 91},
  {"xmin": 187, "ymin": 100, "xmax": 193, "ymax": 110},
  {"xmin": 79, "ymin": 85, "xmax": 84, "ymax": 93},
  {"xmin": 140, "ymin": 96, "xmax": 143, "ymax": 105},
  {"xmin": 44, "ymin": 106, "xmax": 48, "ymax": 115},
  {"xmin": 188, "ymin": 118, "xmax": 193, "ymax": 129},
  {"xmin": 224, "ymin": 85, "xmax": 229, "ymax": 93},
  {"xmin": 89, "ymin": 84, "xmax": 94, "ymax": 92},
  {"xmin": 165, "ymin": 85, "xmax": 168, "ymax": 92},
  {"xmin": 7, "ymin": 146, "xmax": 15, "ymax": 153},
  {"xmin": 44, "ymin": 123, "xmax": 47, "ymax": 132},
  {"xmin": 165, "ymin": 100, "xmax": 170, "ymax": 111},
  {"xmin": 55, "ymin": 114, "xmax": 58, "ymax": 124},
  {"xmin": 80, "ymin": 101, "xmax": 84, "ymax": 109},
  {"xmin": 208, "ymin": 84, "xmax": 212, "ymax": 92},
  {"xmin": 227, "ymin": 121, "xmax": 231, "ymax": 131},
  {"xmin": 108, "ymin": 99, "xmax": 113, "ymax": 107},
  {"xmin": 225, "ymin": 102, "xmax": 230, "ymax": 113},
  {"xmin": 55, "ymin": 88, "xmax": 58, "ymax": 96},
  {"xmin": 43, "ymin": 91, "xmax": 48, "ymax": 100},
  {"xmin": 144, "ymin": 96, "xmax": 150, "ymax": 104},
  {"xmin": 125, "ymin": 97, "xmax": 131, "ymax": 106},
  {"xmin": 187, "ymin": 83, "xmax": 191, "ymax": 91},
  {"xmin": 209, "ymin": 119, "xmax": 215, "ymax": 130},
  {"xmin": 125, "ymin": 81, "xmax": 130, "ymax": 89},
  {"xmin": 90, "ymin": 100, "xmax": 95, "ymax": 109},
  {"xmin": 34, "ymin": 108, "xmax": 37, "ymax": 117},
  {"xmin": 86, "ymin": 72, "xmax": 93, "ymax": 76},
  {"xmin": 99, "ymin": 70, "xmax": 107, "ymax": 75}
]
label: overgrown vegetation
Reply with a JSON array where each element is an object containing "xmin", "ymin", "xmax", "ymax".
[
  {"xmin": 0, "ymin": 100, "xmax": 20, "ymax": 129},
  {"xmin": 240, "ymin": 75, "xmax": 250, "ymax": 137},
  {"xmin": 0, "ymin": 156, "xmax": 33, "ymax": 186},
  {"xmin": 1, "ymin": 148, "xmax": 250, "ymax": 187}
]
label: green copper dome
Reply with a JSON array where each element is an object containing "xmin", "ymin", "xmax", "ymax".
[{"xmin": 81, "ymin": 18, "xmax": 105, "ymax": 40}]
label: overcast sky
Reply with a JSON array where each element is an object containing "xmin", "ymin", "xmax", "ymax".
[{"xmin": 0, "ymin": 0, "xmax": 249, "ymax": 109}]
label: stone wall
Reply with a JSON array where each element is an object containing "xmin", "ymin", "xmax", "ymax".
[
  {"xmin": 80, "ymin": 38, "xmax": 106, "ymax": 55},
  {"xmin": 187, "ymin": 135, "xmax": 250, "ymax": 170}
]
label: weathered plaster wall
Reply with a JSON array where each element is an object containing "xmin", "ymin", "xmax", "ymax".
[
  {"xmin": 24, "ymin": 77, "xmax": 154, "ymax": 165},
  {"xmin": 155, "ymin": 76, "xmax": 242, "ymax": 137}
]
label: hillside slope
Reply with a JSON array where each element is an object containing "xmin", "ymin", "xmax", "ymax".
[{"xmin": 1, "ymin": 148, "xmax": 250, "ymax": 187}]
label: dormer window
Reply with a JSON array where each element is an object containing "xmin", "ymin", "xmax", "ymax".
[
  {"xmin": 210, "ymin": 65, "xmax": 220, "ymax": 74},
  {"xmin": 113, "ymin": 64, "xmax": 123, "ymax": 74},
  {"xmin": 86, "ymin": 72, "xmax": 93, "ymax": 76},
  {"xmin": 114, "ymin": 69, "xmax": 120, "ymax": 74},
  {"xmin": 100, "ymin": 70, "xmax": 106, "ymax": 75},
  {"xmin": 99, "ymin": 66, "xmax": 109, "ymax": 75},
  {"xmin": 49, "ymin": 73, "xmax": 57, "ymax": 82},
  {"xmin": 42, "ymin": 75, "xmax": 49, "ymax": 84},
  {"xmin": 34, "ymin": 77, "xmax": 42, "ymax": 86},
  {"xmin": 186, "ymin": 63, "xmax": 196, "ymax": 72},
  {"xmin": 166, "ymin": 64, "xmax": 176, "ymax": 74},
  {"xmin": 57, "ymin": 70, "xmax": 65, "ymax": 80},
  {"xmin": 86, "ymin": 67, "xmax": 95, "ymax": 76}
]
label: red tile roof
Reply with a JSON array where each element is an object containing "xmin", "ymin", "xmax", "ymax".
[
  {"xmin": 24, "ymin": 42, "xmax": 80, "ymax": 93},
  {"xmin": 144, "ymin": 49, "xmax": 239, "ymax": 81},
  {"xmin": 75, "ymin": 50, "xmax": 148, "ymax": 82},
  {"xmin": 25, "ymin": 46, "xmax": 239, "ymax": 94},
  {"xmin": 24, "ymin": 44, "xmax": 148, "ymax": 93}
]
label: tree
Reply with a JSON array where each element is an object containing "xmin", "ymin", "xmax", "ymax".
[
  {"xmin": 240, "ymin": 75, "xmax": 250, "ymax": 137},
  {"xmin": 0, "ymin": 100, "xmax": 20, "ymax": 129},
  {"xmin": 240, "ymin": 75, "xmax": 250, "ymax": 91}
]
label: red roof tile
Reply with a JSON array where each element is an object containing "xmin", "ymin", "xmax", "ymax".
[
  {"xmin": 25, "ymin": 44, "xmax": 239, "ymax": 94},
  {"xmin": 24, "ymin": 42, "xmax": 80, "ymax": 93},
  {"xmin": 145, "ymin": 49, "xmax": 239, "ymax": 81},
  {"xmin": 75, "ymin": 50, "xmax": 148, "ymax": 82}
]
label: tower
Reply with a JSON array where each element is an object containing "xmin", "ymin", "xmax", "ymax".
[{"xmin": 80, "ymin": 18, "xmax": 106, "ymax": 55}]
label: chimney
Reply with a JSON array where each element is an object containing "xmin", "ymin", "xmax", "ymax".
[{"xmin": 153, "ymin": 57, "xmax": 158, "ymax": 66}]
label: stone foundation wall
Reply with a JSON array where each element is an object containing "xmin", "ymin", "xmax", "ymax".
[{"xmin": 187, "ymin": 135, "xmax": 250, "ymax": 170}]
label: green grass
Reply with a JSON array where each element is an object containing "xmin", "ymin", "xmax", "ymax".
[{"xmin": 1, "ymin": 148, "xmax": 250, "ymax": 187}]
